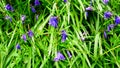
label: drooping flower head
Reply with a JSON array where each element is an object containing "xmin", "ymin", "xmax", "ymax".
[
  {"xmin": 28, "ymin": 30, "xmax": 34, "ymax": 38},
  {"xmin": 103, "ymin": 0, "xmax": 109, "ymax": 4},
  {"xmin": 31, "ymin": 6, "xmax": 36, "ymax": 13},
  {"xmin": 5, "ymin": 16, "xmax": 12, "ymax": 22},
  {"xmin": 104, "ymin": 31, "xmax": 107, "ymax": 39},
  {"xmin": 85, "ymin": 6, "xmax": 93, "ymax": 11},
  {"xmin": 49, "ymin": 16, "xmax": 58, "ymax": 28},
  {"xmin": 64, "ymin": 0, "xmax": 67, "ymax": 3},
  {"xmin": 107, "ymin": 24, "xmax": 115, "ymax": 32},
  {"xmin": 54, "ymin": 51, "xmax": 65, "ymax": 61},
  {"xmin": 67, "ymin": 51, "xmax": 72, "ymax": 58},
  {"xmin": 21, "ymin": 15, "xmax": 26, "ymax": 23},
  {"xmin": 34, "ymin": 0, "xmax": 40, "ymax": 6},
  {"xmin": 115, "ymin": 16, "xmax": 120, "ymax": 25},
  {"xmin": 5, "ymin": 4, "xmax": 14, "ymax": 11},
  {"xmin": 16, "ymin": 43, "xmax": 20, "ymax": 49},
  {"xmin": 85, "ymin": 11, "xmax": 88, "ymax": 18},
  {"xmin": 21, "ymin": 34, "xmax": 27, "ymax": 42},
  {"xmin": 36, "ymin": 14, "xmax": 39, "ymax": 20},
  {"xmin": 104, "ymin": 11, "xmax": 112, "ymax": 19},
  {"xmin": 61, "ymin": 30, "xmax": 67, "ymax": 42}
]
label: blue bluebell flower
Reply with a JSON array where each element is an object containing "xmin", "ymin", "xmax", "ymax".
[
  {"xmin": 5, "ymin": 16, "xmax": 12, "ymax": 22},
  {"xmin": 31, "ymin": 6, "xmax": 36, "ymax": 13},
  {"xmin": 36, "ymin": 14, "xmax": 39, "ymax": 20},
  {"xmin": 115, "ymin": 16, "xmax": 120, "ymax": 25},
  {"xmin": 104, "ymin": 11, "xmax": 112, "ymax": 19},
  {"xmin": 28, "ymin": 30, "xmax": 34, "ymax": 38},
  {"xmin": 21, "ymin": 34, "xmax": 27, "ymax": 42},
  {"xmin": 21, "ymin": 15, "xmax": 26, "ymax": 23},
  {"xmin": 61, "ymin": 30, "xmax": 67, "ymax": 42},
  {"xmin": 16, "ymin": 43, "xmax": 20, "ymax": 49},
  {"xmin": 85, "ymin": 6, "xmax": 92, "ymax": 11},
  {"xmin": 85, "ymin": 11, "xmax": 88, "ymax": 17},
  {"xmin": 49, "ymin": 16, "xmax": 58, "ymax": 28},
  {"xmin": 103, "ymin": 0, "xmax": 109, "ymax": 4},
  {"xmin": 5, "ymin": 4, "xmax": 14, "ymax": 11},
  {"xmin": 54, "ymin": 51, "xmax": 65, "ymax": 61},
  {"xmin": 104, "ymin": 31, "xmax": 107, "ymax": 38},
  {"xmin": 107, "ymin": 24, "xmax": 115, "ymax": 32},
  {"xmin": 34, "ymin": 0, "xmax": 40, "ymax": 6},
  {"xmin": 64, "ymin": 0, "xmax": 67, "ymax": 3},
  {"xmin": 67, "ymin": 51, "xmax": 72, "ymax": 58}
]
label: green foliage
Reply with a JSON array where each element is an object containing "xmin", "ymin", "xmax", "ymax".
[{"xmin": 0, "ymin": 0, "xmax": 120, "ymax": 68}]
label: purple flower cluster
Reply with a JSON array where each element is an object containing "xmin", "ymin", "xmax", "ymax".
[
  {"xmin": 104, "ymin": 11, "xmax": 112, "ymax": 19},
  {"xmin": 16, "ymin": 43, "xmax": 20, "ymax": 49},
  {"xmin": 61, "ymin": 30, "xmax": 67, "ymax": 42},
  {"xmin": 103, "ymin": 0, "xmax": 109, "ymax": 4},
  {"xmin": 54, "ymin": 51, "xmax": 72, "ymax": 62},
  {"xmin": 5, "ymin": 4, "xmax": 14, "ymax": 11},
  {"xmin": 34, "ymin": 0, "xmax": 40, "ymax": 6},
  {"xmin": 31, "ymin": 6, "xmax": 36, "ymax": 13},
  {"xmin": 5, "ymin": 16, "xmax": 12, "ymax": 22},
  {"xmin": 49, "ymin": 16, "xmax": 58, "ymax": 28}
]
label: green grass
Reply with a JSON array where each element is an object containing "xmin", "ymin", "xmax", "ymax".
[{"xmin": 0, "ymin": 0, "xmax": 120, "ymax": 68}]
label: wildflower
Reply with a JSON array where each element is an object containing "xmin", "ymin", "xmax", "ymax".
[
  {"xmin": 49, "ymin": 16, "xmax": 58, "ymax": 28},
  {"xmin": 104, "ymin": 31, "xmax": 107, "ymax": 38},
  {"xmin": 16, "ymin": 43, "xmax": 20, "ymax": 49},
  {"xmin": 31, "ymin": 6, "xmax": 36, "ymax": 13},
  {"xmin": 64, "ymin": 0, "xmax": 67, "ymax": 3},
  {"xmin": 21, "ymin": 34, "xmax": 27, "ymax": 42},
  {"xmin": 61, "ymin": 30, "xmax": 67, "ymax": 42},
  {"xmin": 85, "ymin": 6, "xmax": 92, "ymax": 11},
  {"xmin": 28, "ymin": 30, "xmax": 34, "ymax": 38},
  {"xmin": 34, "ymin": 0, "xmax": 40, "ymax": 6},
  {"xmin": 85, "ymin": 11, "xmax": 88, "ymax": 17},
  {"xmin": 54, "ymin": 51, "xmax": 65, "ymax": 61},
  {"xmin": 107, "ymin": 24, "xmax": 115, "ymax": 32},
  {"xmin": 5, "ymin": 16, "xmax": 12, "ymax": 22},
  {"xmin": 115, "ymin": 16, "xmax": 120, "ymax": 25},
  {"xmin": 5, "ymin": 4, "xmax": 14, "ymax": 11},
  {"xmin": 104, "ymin": 11, "xmax": 112, "ymax": 19},
  {"xmin": 67, "ymin": 51, "xmax": 72, "ymax": 58},
  {"xmin": 21, "ymin": 15, "xmax": 26, "ymax": 23},
  {"xmin": 36, "ymin": 14, "xmax": 39, "ymax": 20},
  {"xmin": 103, "ymin": 0, "xmax": 109, "ymax": 4},
  {"xmin": 81, "ymin": 37, "xmax": 85, "ymax": 41}
]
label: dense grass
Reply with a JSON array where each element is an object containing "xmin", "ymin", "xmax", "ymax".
[{"xmin": 0, "ymin": 0, "xmax": 120, "ymax": 68}]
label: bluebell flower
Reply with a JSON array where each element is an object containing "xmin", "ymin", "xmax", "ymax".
[
  {"xmin": 104, "ymin": 31, "xmax": 107, "ymax": 38},
  {"xmin": 85, "ymin": 6, "xmax": 92, "ymax": 11},
  {"xmin": 28, "ymin": 30, "xmax": 34, "ymax": 38},
  {"xmin": 103, "ymin": 0, "xmax": 109, "ymax": 4},
  {"xmin": 61, "ymin": 30, "xmax": 67, "ymax": 42},
  {"xmin": 34, "ymin": 0, "xmax": 40, "ymax": 6},
  {"xmin": 16, "ymin": 43, "xmax": 20, "ymax": 49},
  {"xmin": 5, "ymin": 16, "xmax": 12, "ymax": 22},
  {"xmin": 67, "ymin": 51, "xmax": 72, "ymax": 58},
  {"xmin": 5, "ymin": 4, "xmax": 14, "ymax": 11},
  {"xmin": 85, "ymin": 11, "xmax": 88, "ymax": 17},
  {"xmin": 107, "ymin": 24, "xmax": 115, "ymax": 32},
  {"xmin": 64, "ymin": 0, "xmax": 67, "ymax": 3},
  {"xmin": 21, "ymin": 15, "xmax": 26, "ymax": 23},
  {"xmin": 104, "ymin": 11, "xmax": 112, "ymax": 19},
  {"xmin": 36, "ymin": 14, "xmax": 39, "ymax": 20},
  {"xmin": 21, "ymin": 34, "xmax": 27, "ymax": 42},
  {"xmin": 31, "ymin": 6, "xmax": 36, "ymax": 13},
  {"xmin": 115, "ymin": 16, "xmax": 120, "ymax": 25},
  {"xmin": 49, "ymin": 16, "xmax": 58, "ymax": 28},
  {"xmin": 54, "ymin": 51, "xmax": 65, "ymax": 61}
]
